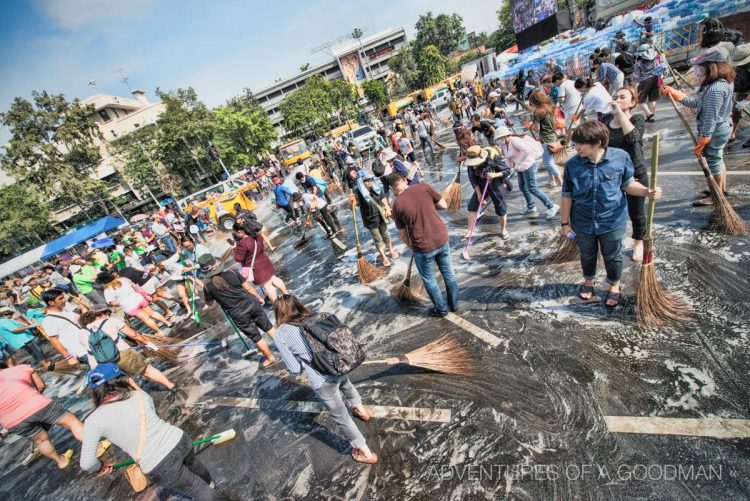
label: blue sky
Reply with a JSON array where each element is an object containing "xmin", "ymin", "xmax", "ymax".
[{"xmin": 0, "ymin": 0, "xmax": 500, "ymax": 113}]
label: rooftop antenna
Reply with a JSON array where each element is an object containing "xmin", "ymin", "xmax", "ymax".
[
  {"xmin": 310, "ymin": 27, "xmax": 368, "ymax": 59},
  {"xmin": 114, "ymin": 68, "xmax": 132, "ymax": 91},
  {"xmin": 87, "ymin": 79, "xmax": 97, "ymax": 90}
]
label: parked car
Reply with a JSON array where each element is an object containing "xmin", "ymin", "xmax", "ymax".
[
  {"xmin": 177, "ymin": 179, "xmax": 258, "ymax": 232},
  {"xmin": 430, "ymin": 88, "xmax": 450, "ymax": 110},
  {"xmin": 345, "ymin": 125, "xmax": 377, "ymax": 151}
]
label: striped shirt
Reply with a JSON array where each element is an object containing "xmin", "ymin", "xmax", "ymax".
[
  {"xmin": 274, "ymin": 323, "xmax": 330, "ymax": 390},
  {"xmin": 680, "ymin": 79, "xmax": 734, "ymax": 137},
  {"xmin": 597, "ymin": 63, "xmax": 623, "ymax": 84}
]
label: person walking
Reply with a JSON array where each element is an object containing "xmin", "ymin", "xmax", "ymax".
[
  {"xmin": 0, "ymin": 307, "xmax": 48, "ymax": 368},
  {"xmin": 78, "ymin": 308, "xmax": 176, "ymax": 391},
  {"xmin": 272, "ymin": 176, "xmax": 299, "ymax": 224},
  {"xmin": 416, "ymin": 113, "xmax": 436, "ymax": 161},
  {"xmin": 272, "ymin": 295, "xmax": 378, "ymax": 464},
  {"xmin": 199, "ymin": 254, "xmax": 277, "ymax": 367},
  {"xmin": 604, "ymin": 87, "xmax": 648, "ymax": 261},
  {"xmin": 662, "ymin": 45, "xmax": 735, "ymax": 206},
  {"xmin": 495, "ymin": 127, "xmax": 559, "ymax": 218},
  {"xmin": 524, "ymin": 91, "xmax": 564, "ymax": 187},
  {"xmin": 232, "ymin": 223, "xmax": 289, "ymax": 303},
  {"xmin": 81, "ymin": 364, "xmax": 233, "ymax": 500},
  {"xmin": 388, "ymin": 172, "xmax": 459, "ymax": 317},
  {"xmin": 633, "ymin": 44, "xmax": 664, "ymax": 123},
  {"xmin": 463, "ymin": 146, "xmax": 513, "ymax": 240},
  {"xmin": 0, "ymin": 360, "xmax": 85, "ymax": 469},
  {"xmin": 560, "ymin": 121, "xmax": 661, "ymax": 308},
  {"xmin": 351, "ymin": 171, "xmax": 399, "ymax": 266},
  {"xmin": 40, "ymin": 289, "xmax": 89, "ymax": 368},
  {"xmin": 97, "ymin": 271, "xmax": 172, "ymax": 335}
]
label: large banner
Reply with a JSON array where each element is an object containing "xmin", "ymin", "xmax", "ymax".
[
  {"xmin": 510, "ymin": 0, "xmax": 558, "ymax": 33},
  {"xmin": 338, "ymin": 52, "xmax": 365, "ymax": 83}
]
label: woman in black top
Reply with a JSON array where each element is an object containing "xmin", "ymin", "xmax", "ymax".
[{"xmin": 604, "ymin": 87, "xmax": 648, "ymax": 261}]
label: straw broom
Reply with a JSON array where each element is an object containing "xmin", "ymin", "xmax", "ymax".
[
  {"xmin": 667, "ymin": 95, "xmax": 748, "ymax": 236},
  {"xmin": 361, "ymin": 335, "xmax": 473, "ymax": 376},
  {"xmin": 542, "ymin": 229, "xmax": 579, "ymax": 264},
  {"xmin": 350, "ymin": 199, "xmax": 387, "ymax": 284},
  {"xmin": 442, "ymin": 162, "xmax": 463, "ymax": 213},
  {"xmin": 137, "ymin": 333, "xmax": 182, "ymax": 361},
  {"xmin": 393, "ymin": 255, "xmax": 426, "ymax": 304},
  {"xmin": 636, "ymin": 132, "xmax": 695, "ymax": 328}
]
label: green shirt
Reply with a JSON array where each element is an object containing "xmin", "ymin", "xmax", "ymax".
[
  {"xmin": 73, "ymin": 265, "xmax": 98, "ymax": 295},
  {"xmin": 537, "ymin": 113, "xmax": 557, "ymax": 144},
  {"xmin": 111, "ymin": 250, "xmax": 126, "ymax": 271}
]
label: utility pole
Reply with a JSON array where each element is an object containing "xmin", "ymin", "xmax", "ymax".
[
  {"xmin": 181, "ymin": 137, "xmax": 209, "ymax": 178},
  {"xmin": 352, "ymin": 28, "xmax": 372, "ymax": 80},
  {"xmin": 207, "ymin": 141, "xmax": 231, "ymax": 179}
]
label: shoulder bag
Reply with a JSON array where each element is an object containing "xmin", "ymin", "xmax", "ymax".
[
  {"xmin": 123, "ymin": 391, "xmax": 153, "ymax": 492},
  {"xmin": 241, "ymin": 238, "xmax": 258, "ymax": 283}
]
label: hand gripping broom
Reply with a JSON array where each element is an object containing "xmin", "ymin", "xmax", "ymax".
[
  {"xmin": 442, "ymin": 162, "xmax": 464, "ymax": 213},
  {"xmin": 667, "ymin": 95, "xmax": 748, "ymax": 236},
  {"xmin": 636, "ymin": 132, "xmax": 695, "ymax": 328},
  {"xmin": 113, "ymin": 430, "xmax": 237, "ymax": 470},
  {"xmin": 392, "ymin": 255, "xmax": 426, "ymax": 304}
]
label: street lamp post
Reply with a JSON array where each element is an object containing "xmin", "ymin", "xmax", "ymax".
[{"xmin": 352, "ymin": 28, "xmax": 372, "ymax": 80}]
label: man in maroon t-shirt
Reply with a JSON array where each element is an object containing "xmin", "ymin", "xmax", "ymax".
[{"xmin": 389, "ymin": 173, "xmax": 459, "ymax": 317}]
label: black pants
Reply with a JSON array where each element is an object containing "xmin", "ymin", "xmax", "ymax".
[
  {"xmin": 316, "ymin": 206, "xmax": 337, "ymax": 235},
  {"xmin": 280, "ymin": 204, "xmax": 298, "ymax": 222},
  {"xmin": 626, "ymin": 164, "xmax": 648, "ymax": 240},
  {"xmin": 148, "ymin": 433, "xmax": 227, "ymax": 501}
]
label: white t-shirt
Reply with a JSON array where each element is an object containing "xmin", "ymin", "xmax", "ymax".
[
  {"xmin": 557, "ymin": 80, "xmax": 582, "ymax": 116},
  {"xmin": 42, "ymin": 311, "xmax": 88, "ymax": 358},
  {"xmin": 104, "ymin": 280, "xmax": 145, "ymax": 313},
  {"xmin": 301, "ymin": 193, "xmax": 327, "ymax": 210},
  {"xmin": 79, "ymin": 317, "xmax": 131, "ymax": 368},
  {"xmin": 125, "ymin": 253, "xmax": 144, "ymax": 271},
  {"xmin": 583, "ymin": 82, "xmax": 613, "ymax": 114}
]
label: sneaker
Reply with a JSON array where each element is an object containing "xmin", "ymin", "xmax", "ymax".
[
  {"xmin": 517, "ymin": 207, "xmax": 537, "ymax": 216},
  {"xmin": 428, "ymin": 307, "xmax": 448, "ymax": 318},
  {"xmin": 545, "ymin": 204, "xmax": 560, "ymax": 219}
]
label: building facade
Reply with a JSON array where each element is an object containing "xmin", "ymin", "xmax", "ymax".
[{"xmin": 253, "ymin": 28, "xmax": 407, "ymax": 137}]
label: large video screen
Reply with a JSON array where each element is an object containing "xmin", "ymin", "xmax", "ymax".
[{"xmin": 510, "ymin": 0, "xmax": 558, "ymax": 33}]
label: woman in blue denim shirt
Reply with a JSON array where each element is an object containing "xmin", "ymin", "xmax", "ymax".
[{"xmin": 560, "ymin": 122, "xmax": 662, "ymax": 308}]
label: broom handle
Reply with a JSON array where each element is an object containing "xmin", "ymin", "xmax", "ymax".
[
  {"xmin": 113, "ymin": 434, "xmax": 227, "ymax": 469},
  {"xmin": 222, "ymin": 309, "xmax": 252, "ymax": 351},
  {"xmin": 350, "ymin": 197, "xmax": 363, "ymax": 249},
  {"xmin": 643, "ymin": 133, "xmax": 660, "ymax": 265},
  {"xmin": 564, "ymin": 99, "xmax": 584, "ymax": 143},
  {"xmin": 667, "ymin": 95, "xmax": 716, "ymax": 179}
]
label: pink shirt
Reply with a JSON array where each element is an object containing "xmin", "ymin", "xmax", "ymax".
[
  {"xmin": 502, "ymin": 136, "xmax": 543, "ymax": 172},
  {"xmin": 0, "ymin": 365, "xmax": 52, "ymax": 429}
]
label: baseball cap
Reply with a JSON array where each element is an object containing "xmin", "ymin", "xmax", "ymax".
[{"xmin": 88, "ymin": 363, "xmax": 124, "ymax": 389}]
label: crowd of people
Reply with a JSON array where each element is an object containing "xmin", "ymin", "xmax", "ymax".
[{"xmin": 0, "ymin": 12, "xmax": 748, "ymax": 501}]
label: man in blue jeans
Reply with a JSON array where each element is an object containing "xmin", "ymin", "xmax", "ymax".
[
  {"xmin": 389, "ymin": 173, "xmax": 459, "ymax": 317},
  {"xmin": 560, "ymin": 121, "xmax": 661, "ymax": 309}
]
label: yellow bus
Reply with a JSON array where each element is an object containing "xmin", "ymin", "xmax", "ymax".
[
  {"xmin": 278, "ymin": 139, "xmax": 311, "ymax": 167},
  {"xmin": 329, "ymin": 120, "xmax": 357, "ymax": 139}
]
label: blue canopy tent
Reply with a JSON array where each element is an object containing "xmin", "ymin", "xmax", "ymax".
[{"xmin": 41, "ymin": 216, "xmax": 126, "ymax": 260}]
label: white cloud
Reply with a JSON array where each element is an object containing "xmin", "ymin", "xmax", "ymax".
[{"xmin": 33, "ymin": 0, "xmax": 155, "ymax": 30}]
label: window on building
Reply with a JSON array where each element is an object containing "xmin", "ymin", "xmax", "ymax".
[
  {"xmin": 98, "ymin": 109, "xmax": 111, "ymax": 122},
  {"xmin": 111, "ymin": 108, "xmax": 120, "ymax": 118},
  {"xmin": 111, "ymin": 130, "xmax": 118, "ymax": 138}
]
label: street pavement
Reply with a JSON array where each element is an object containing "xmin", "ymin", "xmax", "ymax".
[{"xmin": 1, "ymin": 102, "xmax": 749, "ymax": 500}]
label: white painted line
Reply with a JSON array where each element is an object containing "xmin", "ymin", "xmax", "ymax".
[
  {"xmin": 445, "ymin": 312, "xmax": 503, "ymax": 347},
  {"xmin": 194, "ymin": 396, "xmax": 452, "ymax": 423},
  {"xmin": 604, "ymin": 416, "xmax": 750, "ymax": 439},
  {"xmin": 656, "ymin": 171, "xmax": 750, "ymax": 176}
]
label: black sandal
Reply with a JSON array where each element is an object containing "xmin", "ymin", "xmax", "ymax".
[
  {"xmin": 605, "ymin": 291, "xmax": 621, "ymax": 309},
  {"xmin": 645, "ymin": 114, "xmax": 655, "ymax": 123},
  {"xmin": 578, "ymin": 284, "xmax": 595, "ymax": 300}
]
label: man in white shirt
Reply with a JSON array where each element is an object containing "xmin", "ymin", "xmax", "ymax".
[
  {"xmin": 300, "ymin": 192, "xmax": 338, "ymax": 238},
  {"xmin": 151, "ymin": 214, "xmax": 176, "ymax": 254},
  {"xmin": 554, "ymin": 75, "xmax": 582, "ymax": 128},
  {"xmin": 40, "ymin": 289, "xmax": 88, "ymax": 366}
]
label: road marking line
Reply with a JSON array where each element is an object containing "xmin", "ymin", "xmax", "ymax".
[
  {"xmin": 445, "ymin": 312, "xmax": 503, "ymax": 347},
  {"xmin": 193, "ymin": 396, "xmax": 452, "ymax": 423},
  {"xmin": 650, "ymin": 171, "xmax": 750, "ymax": 176},
  {"xmin": 604, "ymin": 416, "xmax": 750, "ymax": 439}
]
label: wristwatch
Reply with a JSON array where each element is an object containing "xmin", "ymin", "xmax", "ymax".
[{"xmin": 560, "ymin": 221, "xmax": 570, "ymax": 227}]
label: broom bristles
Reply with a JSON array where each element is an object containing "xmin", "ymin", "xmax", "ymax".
[
  {"xmin": 543, "ymin": 235, "xmax": 579, "ymax": 264},
  {"xmin": 443, "ymin": 181, "xmax": 462, "ymax": 213},
  {"xmin": 636, "ymin": 263, "xmax": 695, "ymax": 328},
  {"xmin": 357, "ymin": 256, "xmax": 387, "ymax": 284},
  {"xmin": 140, "ymin": 333, "xmax": 181, "ymax": 361},
  {"xmin": 402, "ymin": 335, "xmax": 474, "ymax": 376},
  {"xmin": 703, "ymin": 170, "xmax": 748, "ymax": 236},
  {"xmin": 552, "ymin": 149, "xmax": 569, "ymax": 167},
  {"xmin": 393, "ymin": 278, "xmax": 426, "ymax": 304}
]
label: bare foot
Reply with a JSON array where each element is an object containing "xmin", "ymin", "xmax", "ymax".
[{"xmin": 389, "ymin": 250, "xmax": 399, "ymax": 259}]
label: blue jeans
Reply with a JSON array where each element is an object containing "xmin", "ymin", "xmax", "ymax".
[
  {"xmin": 419, "ymin": 135, "xmax": 434, "ymax": 156},
  {"xmin": 704, "ymin": 120, "xmax": 732, "ymax": 176},
  {"xmin": 159, "ymin": 235, "xmax": 176, "ymax": 253},
  {"xmin": 576, "ymin": 226, "xmax": 626, "ymax": 285},
  {"xmin": 541, "ymin": 144, "xmax": 561, "ymax": 178},
  {"xmin": 314, "ymin": 375, "xmax": 366, "ymax": 449},
  {"xmin": 518, "ymin": 163, "xmax": 555, "ymax": 210},
  {"xmin": 413, "ymin": 242, "xmax": 459, "ymax": 315}
]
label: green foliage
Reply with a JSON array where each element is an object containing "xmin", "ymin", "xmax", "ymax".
[
  {"xmin": 213, "ymin": 105, "xmax": 278, "ymax": 167},
  {"xmin": 417, "ymin": 45, "xmax": 448, "ymax": 86},
  {"xmin": 361, "ymin": 79, "xmax": 389, "ymax": 108},
  {"xmin": 328, "ymin": 80, "xmax": 359, "ymax": 122},
  {"xmin": 414, "ymin": 12, "xmax": 466, "ymax": 56},
  {"xmin": 0, "ymin": 91, "xmax": 106, "ymax": 211},
  {"xmin": 108, "ymin": 123, "xmax": 173, "ymax": 198},
  {"xmin": 279, "ymin": 75, "xmax": 360, "ymax": 138},
  {"xmin": 387, "ymin": 43, "xmax": 422, "ymax": 93},
  {"xmin": 493, "ymin": 0, "xmax": 517, "ymax": 52},
  {"xmin": 0, "ymin": 183, "xmax": 52, "ymax": 254}
]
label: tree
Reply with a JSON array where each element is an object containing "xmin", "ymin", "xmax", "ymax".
[
  {"xmin": 328, "ymin": 80, "xmax": 359, "ymax": 122},
  {"xmin": 0, "ymin": 91, "xmax": 106, "ymax": 213},
  {"xmin": 417, "ymin": 45, "xmax": 448, "ymax": 87},
  {"xmin": 300, "ymin": 63, "xmax": 310, "ymax": 72},
  {"xmin": 361, "ymin": 79, "xmax": 389, "ymax": 108},
  {"xmin": 279, "ymin": 75, "xmax": 333, "ymax": 138},
  {"xmin": 386, "ymin": 43, "xmax": 421, "ymax": 93},
  {"xmin": 226, "ymin": 88, "xmax": 260, "ymax": 111},
  {"xmin": 0, "ymin": 183, "xmax": 52, "ymax": 254},
  {"xmin": 414, "ymin": 12, "xmax": 465, "ymax": 56},
  {"xmin": 213, "ymin": 105, "xmax": 278, "ymax": 167},
  {"xmin": 492, "ymin": 1, "xmax": 517, "ymax": 52},
  {"xmin": 153, "ymin": 87, "xmax": 218, "ymax": 192}
]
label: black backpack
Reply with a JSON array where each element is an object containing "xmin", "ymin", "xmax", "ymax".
[
  {"xmin": 371, "ymin": 158, "xmax": 385, "ymax": 177},
  {"xmin": 295, "ymin": 313, "xmax": 365, "ymax": 376}
]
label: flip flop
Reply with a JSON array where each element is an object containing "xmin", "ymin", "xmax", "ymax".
[
  {"xmin": 691, "ymin": 199, "xmax": 713, "ymax": 207},
  {"xmin": 351, "ymin": 448, "xmax": 379, "ymax": 464},
  {"xmin": 605, "ymin": 291, "xmax": 621, "ymax": 309},
  {"xmin": 578, "ymin": 284, "xmax": 595, "ymax": 300},
  {"xmin": 96, "ymin": 439, "xmax": 112, "ymax": 458},
  {"xmin": 58, "ymin": 449, "xmax": 74, "ymax": 469}
]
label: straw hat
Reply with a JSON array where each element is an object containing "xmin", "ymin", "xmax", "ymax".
[
  {"xmin": 731, "ymin": 43, "xmax": 750, "ymax": 67},
  {"xmin": 464, "ymin": 145, "xmax": 488, "ymax": 167},
  {"xmin": 379, "ymin": 148, "xmax": 398, "ymax": 163}
]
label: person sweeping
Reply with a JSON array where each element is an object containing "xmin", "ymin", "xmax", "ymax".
[
  {"xmin": 350, "ymin": 170, "xmax": 399, "ymax": 267},
  {"xmin": 199, "ymin": 254, "xmax": 277, "ymax": 368},
  {"xmin": 560, "ymin": 121, "xmax": 662, "ymax": 308},
  {"xmin": 662, "ymin": 45, "xmax": 735, "ymax": 207},
  {"xmin": 463, "ymin": 145, "xmax": 514, "ymax": 241},
  {"xmin": 80, "ymin": 364, "xmax": 234, "ymax": 500}
]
